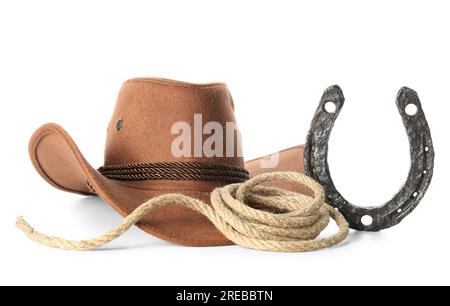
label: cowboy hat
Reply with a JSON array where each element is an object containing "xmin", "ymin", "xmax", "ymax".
[
  {"xmin": 29, "ymin": 78, "xmax": 309, "ymax": 247},
  {"xmin": 30, "ymin": 78, "xmax": 256, "ymax": 246}
]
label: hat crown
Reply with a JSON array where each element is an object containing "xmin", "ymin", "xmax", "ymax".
[{"xmin": 104, "ymin": 78, "xmax": 244, "ymax": 168}]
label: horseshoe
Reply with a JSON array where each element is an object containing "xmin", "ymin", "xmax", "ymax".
[{"xmin": 304, "ymin": 85, "xmax": 434, "ymax": 231}]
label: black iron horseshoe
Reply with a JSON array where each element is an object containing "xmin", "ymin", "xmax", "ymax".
[{"xmin": 304, "ymin": 85, "xmax": 434, "ymax": 231}]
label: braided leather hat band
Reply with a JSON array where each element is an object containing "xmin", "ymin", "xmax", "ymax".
[{"xmin": 98, "ymin": 161, "xmax": 250, "ymax": 183}]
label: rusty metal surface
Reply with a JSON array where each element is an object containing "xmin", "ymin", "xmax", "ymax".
[{"xmin": 304, "ymin": 85, "xmax": 434, "ymax": 231}]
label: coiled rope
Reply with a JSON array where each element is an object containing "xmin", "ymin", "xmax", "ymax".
[{"xmin": 16, "ymin": 172, "xmax": 349, "ymax": 252}]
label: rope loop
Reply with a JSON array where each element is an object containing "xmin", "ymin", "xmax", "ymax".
[{"xmin": 16, "ymin": 172, "xmax": 349, "ymax": 252}]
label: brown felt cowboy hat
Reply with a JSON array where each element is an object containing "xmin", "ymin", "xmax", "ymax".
[{"xmin": 30, "ymin": 78, "xmax": 307, "ymax": 247}]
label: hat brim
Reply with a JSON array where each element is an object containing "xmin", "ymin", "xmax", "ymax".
[{"xmin": 29, "ymin": 123, "xmax": 306, "ymax": 247}]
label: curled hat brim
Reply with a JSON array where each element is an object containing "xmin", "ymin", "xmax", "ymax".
[{"xmin": 29, "ymin": 123, "xmax": 306, "ymax": 247}]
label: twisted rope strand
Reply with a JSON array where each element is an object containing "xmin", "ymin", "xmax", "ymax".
[
  {"xmin": 97, "ymin": 162, "xmax": 249, "ymax": 183},
  {"xmin": 98, "ymin": 161, "xmax": 249, "ymax": 172},
  {"xmin": 101, "ymin": 173, "xmax": 248, "ymax": 182},
  {"xmin": 99, "ymin": 167, "xmax": 249, "ymax": 178},
  {"xmin": 16, "ymin": 172, "xmax": 349, "ymax": 252}
]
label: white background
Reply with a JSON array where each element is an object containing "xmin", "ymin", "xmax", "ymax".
[{"xmin": 1, "ymin": 0, "xmax": 449, "ymax": 285}]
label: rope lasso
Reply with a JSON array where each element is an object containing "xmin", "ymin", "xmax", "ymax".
[{"xmin": 16, "ymin": 172, "xmax": 349, "ymax": 252}]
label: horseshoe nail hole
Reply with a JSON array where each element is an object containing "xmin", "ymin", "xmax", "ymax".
[
  {"xmin": 424, "ymin": 146, "xmax": 429, "ymax": 152},
  {"xmin": 413, "ymin": 192, "xmax": 418, "ymax": 198},
  {"xmin": 397, "ymin": 208, "xmax": 402, "ymax": 213},
  {"xmin": 423, "ymin": 170, "xmax": 427, "ymax": 174},
  {"xmin": 361, "ymin": 215, "xmax": 373, "ymax": 226},
  {"xmin": 324, "ymin": 101, "xmax": 336, "ymax": 114},
  {"xmin": 405, "ymin": 103, "xmax": 418, "ymax": 116}
]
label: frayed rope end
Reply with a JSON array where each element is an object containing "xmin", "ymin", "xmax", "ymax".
[{"xmin": 16, "ymin": 216, "xmax": 34, "ymax": 234}]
